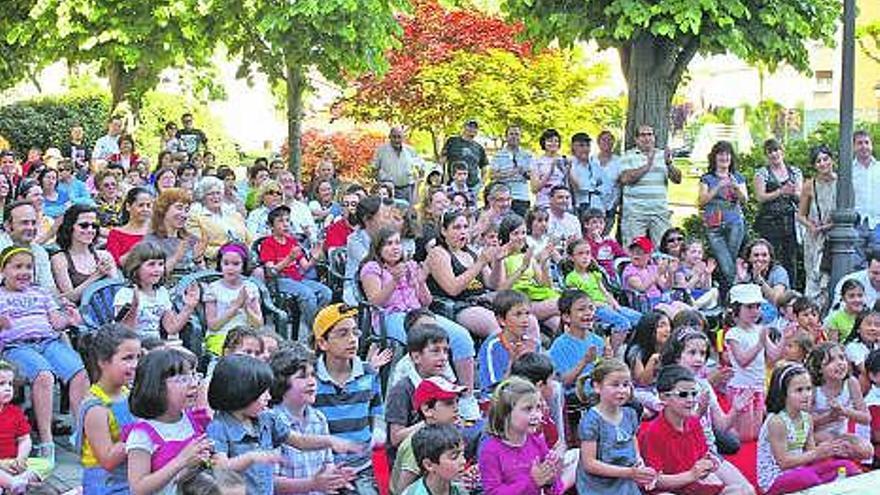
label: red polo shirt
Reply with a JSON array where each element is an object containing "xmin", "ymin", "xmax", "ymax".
[{"xmin": 638, "ymin": 413, "xmax": 708, "ymax": 477}]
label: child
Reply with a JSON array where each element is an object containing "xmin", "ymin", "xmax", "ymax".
[
  {"xmin": 674, "ymin": 240, "xmax": 720, "ymax": 309},
  {"xmin": 204, "ymin": 242, "xmax": 263, "ymax": 356},
  {"xmin": 793, "ymin": 296, "xmax": 827, "ymax": 344},
  {"xmin": 825, "ymin": 279, "xmax": 865, "ymax": 343},
  {"xmin": 312, "ymin": 303, "xmax": 384, "ymax": 494},
  {"xmin": 662, "ymin": 327, "xmax": 743, "ymax": 458},
  {"xmin": 511, "ymin": 353, "xmax": 563, "ymax": 450},
  {"xmin": 757, "ymin": 362, "xmax": 861, "ymax": 494},
  {"xmin": 577, "ymin": 358, "xmax": 656, "ymax": 495},
  {"xmin": 639, "ymin": 365, "xmax": 754, "ymax": 495},
  {"xmin": 806, "ymin": 342, "xmax": 873, "ymax": 460},
  {"xmin": 725, "ymin": 283, "xmax": 786, "ymax": 442},
  {"xmin": 478, "ymin": 290, "xmax": 540, "ymax": 392},
  {"xmin": 783, "ymin": 330, "xmax": 814, "ymax": 364},
  {"xmin": 391, "ymin": 377, "xmax": 466, "ymax": 494},
  {"xmin": 526, "ymin": 207, "xmax": 552, "ymax": 255},
  {"xmin": 78, "ymin": 324, "xmax": 142, "ymax": 495},
  {"xmin": 0, "ymin": 246, "xmax": 88, "ymax": 460},
  {"xmin": 404, "ymin": 424, "xmax": 467, "ymax": 495},
  {"xmin": 548, "ymin": 290, "xmax": 604, "ymax": 395},
  {"xmin": 863, "ymin": 349, "xmax": 880, "ymax": 466},
  {"xmin": 269, "ymin": 345, "xmax": 355, "ymax": 495},
  {"xmin": 258, "ymin": 329, "xmax": 281, "ymax": 362},
  {"xmin": 446, "ymin": 162, "xmax": 475, "ymax": 208},
  {"xmin": 206, "ymin": 354, "xmax": 357, "ymax": 495},
  {"xmin": 177, "ymin": 467, "xmax": 246, "ymax": 495},
  {"xmin": 387, "ymin": 309, "xmax": 457, "ymax": 391},
  {"xmin": 257, "ymin": 205, "xmax": 331, "ymax": 342},
  {"xmin": 581, "ymin": 208, "xmax": 626, "ymax": 282},
  {"xmin": 624, "ymin": 311, "xmax": 671, "ymax": 415},
  {"xmin": 844, "ymin": 308, "xmax": 880, "ymax": 391},
  {"xmin": 386, "ymin": 324, "xmax": 452, "ymax": 456},
  {"xmin": 622, "ymin": 236, "xmax": 690, "ymax": 317},
  {"xmin": 0, "ymin": 360, "xmax": 41, "ymax": 494},
  {"xmin": 565, "ymin": 239, "xmax": 641, "ymax": 332},
  {"xmin": 479, "ymin": 376, "xmax": 563, "ymax": 495},
  {"xmin": 126, "ymin": 349, "xmax": 214, "ymax": 495},
  {"xmin": 222, "ymin": 326, "xmax": 264, "ymax": 359},
  {"xmin": 116, "ymin": 241, "xmax": 200, "ymax": 342}
]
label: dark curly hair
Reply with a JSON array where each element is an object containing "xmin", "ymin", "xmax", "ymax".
[{"xmin": 56, "ymin": 203, "xmax": 99, "ymax": 251}]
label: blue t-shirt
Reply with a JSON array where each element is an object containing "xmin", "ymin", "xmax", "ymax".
[
  {"xmin": 548, "ymin": 331, "xmax": 604, "ymax": 393},
  {"xmin": 576, "ymin": 407, "xmax": 641, "ymax": 495}
]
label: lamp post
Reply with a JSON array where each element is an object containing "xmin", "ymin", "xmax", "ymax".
[{"xmin": 828, "ymin": 0, "xmax": 859, "ymax": 295}]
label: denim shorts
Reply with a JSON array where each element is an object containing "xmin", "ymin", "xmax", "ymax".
[{"xmin": 3, "ymin": 337, "xmax": 85, "ymax": 383}]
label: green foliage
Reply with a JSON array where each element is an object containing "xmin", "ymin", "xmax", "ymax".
[
  {"xmin": 0, "ymin": 92, "xmax": 110, "ymax": 154},
  {"xmin": 858, "ymin": 20, "xmax": 880, "ymax": 64},
  {"xmin": 0, "ymin": 0, "xmax": 41, "ymax": 92}
]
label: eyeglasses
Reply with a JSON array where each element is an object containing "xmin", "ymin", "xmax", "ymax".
[
  {"xmin": 166, "ymin": 372, "xmax": 203, "ymax": 385},
  {"xmin": 665, "ymin": 389, "xmax": 699, "ymax": 399},
  {"xmin": 76, "ymin": 222, "xmax": 100, "ymax": 230},
  {"xmin": 342, "ymin": 201, "xmax": 357, "ymax": 207},
  {"xmin": 265, "ymin": 190, "xmax": 282, "ymax": 196},
  {"xmin": 638, "ymin": 132, "xmax": 654, "ymax": 137},
  {"xmin": 327, "ymin": 327, "xmax": 362, "ymax": 340},
  {"xmin": 667, "ymin": 236, "xmax": 684, "ymax": 243}
]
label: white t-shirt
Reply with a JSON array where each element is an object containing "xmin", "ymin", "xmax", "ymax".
[
  {"xmin": 126, "ymin": 414, "xmax": 196, "ymax": 495},
  {"xmin": 203, "ymin": 279, "xmax": 259, "ymax": 335},
  {"xmin": 725, "ymin": 325, "xmax": 765, "ymax": 389},
  {"xmin": 113, "ymin": 286, "xmax": 172, "ymax": 340},
  {"xmin": 845, "ymin": 340, "xmax": 878, "ymax": 367}
]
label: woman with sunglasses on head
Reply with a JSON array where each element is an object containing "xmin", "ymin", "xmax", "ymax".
[{"xmin": 50, "ymin": 204, "xmax": 118, "ymax": 303}]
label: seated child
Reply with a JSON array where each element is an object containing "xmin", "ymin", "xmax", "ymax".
[
  {"xmin": 0, "ymin": 361, "xmax": 42, "ymax": 494},
  {"xmin": 548, "ymin": 290, "xmax": 605, "ymax": 397},
  {"xmin": 674, "ymin": 240, "xmax": 720, "ymax": 309},
  {"xmin": 757, "ymin": 362, "xmax": 861, "ymax": 495},
  {"xmin": 624, "ymin": 311, "xmax": 671, "ymax": 416},
  {"xmin": 844, "ymin": 308, "xmax": 880, "ymax": 392},
  {"xmin": 204, "ymin": 242, "xmax": 263, "ymax": 356},
  {"xmin": 391, "ymin": 377, "xmax": 466, "ymax": 495},
  {"xmin": 825, "ymin": 280, "xmax": 865, "ymax": 343},
  {"xmin": 793, "ymin": 296, "xmax": 828, "ymax": 344},
  {"xmin": 387, "ymin": 309, "xmax": 456, "ymax": 391},
  {"xmin": 404, "ymin": 424, "xmax": 468, "ymax": 495},
  {"xmin": 269, "ymin": 345, "xmax": 355, "ymax": 495},
  {"xmin": 478, "ymin": 290, "xmax": 541, "ymax": 392},
  {"xmin": 863, "ymin": 349, "xmax": 880, "ymax": 467},
  {"xmin": 581, "ymin": 208, "xmax": 626, "ymax": 282},
  {"xmin": 622, "ymin": 236, "xmax": 690, "ymax": 317},
  {"xmin": 639, "ymin": 365, "xmax": 754, "ymax": 495}
]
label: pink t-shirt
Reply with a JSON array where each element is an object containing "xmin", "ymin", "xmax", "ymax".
[
  {"xmin": 622, "ymin": 263, "xmax": 662, "ymax": 298},
  {"xmin": 588, "ymin": 237, "xmax": 626, "ymax": 279},
  {"xmin": 360, "ymin": 260, "xmax": 421, "ymax": 312}
]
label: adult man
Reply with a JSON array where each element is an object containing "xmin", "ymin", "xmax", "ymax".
[
  {"xmin": 618, "ymin": 124, "xmax": 681, "ymax": 246},
  {"xmin": 568, "ymin": 132, "xmax": 604, "ymax": 215},
  {"xmin": 473, "ymin": 183, "xmax": 512, "ymax": 238},
  {"xmin": 832, "ymin": 250, "xmax": 880, "ymax": 309},
  {"xmin": 853, "ymin": 130, "xmax": 880, "ymax": 268},
  {"xmin": 592, "ymin": 130, "xmax": 623, "ymax": 232},
  {"xmin": 489, "ymin": 125, "xmax": 532, "ymax": 216},
  {"xmin": 373, "ymin": 126, "xmax": 422, "ymax": 203},
  {"xmin": 0, "ymin": 201, "xmax": 56, "ymax": 294},
  {"xmin": 441, "ymin": 120, "xmax": 488, "ymax": 196},
  {"xmin": 92, "ymin": 115, "xmax": 123, "ymax": 160},
  {"xmin": 0, "ymin": 151, "xmax": 18, "ymax": 184},
  {"xmin": 63, "ymin": 124, "xmax": 91, "ymax": 179},
  {"xmin": 546, "ymin": 185, "xmax": 580, "ymax": 241},
  {"xmin": 176, "ymin": 112, "xmax": 208, "ymax": 158}
]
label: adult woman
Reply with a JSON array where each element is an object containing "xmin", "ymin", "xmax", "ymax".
[
  {"xmin": 308, "ymin": 179, "xmax": 342, "ymax": 227},
  {"xmin": 414, "ymin": 187, "xmax": 450, "ymax": 262},
  {"xmin": 736, "ymin": 238, "xmax": 790, "ymax": 306},
  {"xmin": 307, "ymin": 151, "xmax": 340, "ymax": 201},
  {"xmin": 360, "ymin": 226, "xmax": 480, "ymax": 417},
  {"xmin": 343, "ymin": 195, "xmax": 391, "ymax": 305},
  {"xmin": 144, "ymin": 187, "xmax": 206, "ymax": 282},
  {"xmin": 244, "ymin": 163, "xmax": 271, "ymax": 211},
  {"xmin": 153, "ymin": 167, "xmax": 177, "ymax": 196},
  {"xmin": 108, "ymin": 134, "xmax": 140, "ymax": 171},
  {"xmin": 188, "ymin": 176, "xmax": 250, "ymax": 264},
  {"xmin": 106, "ymin": 186, "xmax": 154, "ymax": 266},
  {"xmin": 798, "ymin": 145, "xmax": 837, "ymax": 307},
  {"xmin": 50, "ymin": 204, "xmax": 118, "ymax": 303},
  {"xmin": 245, "ymin": 180, "xmax": 284, "ymax": 239},
  {"xmin": 658, "ymin": 227, "xmax": 687, "ymax": 260},
  {"xmin": 93, "ymin": 169, "xmax": 124, "ymax": 241},
  {"xmin": 216, "ymin": 166, "xmax": 246, "ymax": 216},
  {"xmin": 699, "ymin": 141, "xmax": 749, "ymax": 288},
  {"xmin": 37, "ymin": 168, "xmax": 68, "ymax": 219},
  {"xmin": 0, "ymin": 172, "xmax": 13, "ymax": 223},
  {"xmin": 753, "ymin": 138, "xmax": 802, "ymax": 285},
  {"xmin": 530, "ymin": 128, "xmax": 568, "ymax": 208}
]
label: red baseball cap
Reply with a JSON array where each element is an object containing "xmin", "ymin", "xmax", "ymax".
[
  {"xmin": 629, "ymin": 236, "xmax": 654, "ymax": 253},
  {"xmin": 413, "ymin": 377, "xmax": 465, "ymax": 411}
]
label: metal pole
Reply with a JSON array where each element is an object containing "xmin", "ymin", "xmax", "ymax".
[{"xmin": 828, "ymin": 0, "xmax": 859, "ymax": 296}]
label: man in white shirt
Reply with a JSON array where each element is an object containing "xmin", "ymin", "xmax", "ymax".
[
  {"xmin": 0, "ymin": 201, "xmax": 56, "ymax": 294},
  {"xmin": 852, "ymin": 130, "xmax": 880, "ymax": 268},
  {"xmin": 547, "ymin": 185, "xmax": 580, "ymax": 241},
  {"xmin": 92, "ymin": 116, "xmax": 123, "ymax": 160},
  {"xmin": 373, "ymin": 127, "xmax": 422, "ymax": 203},
  {"xmin": 592, "ymin": 130, "xmax": 623, "ymax": 234},
  {"xmin": 489, "ymin": 125, "xmax": 532, "ymax": 216}
]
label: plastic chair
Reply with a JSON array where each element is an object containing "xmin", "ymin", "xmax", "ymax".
[
  {"xmin": 79, "ymin": 278, "xmax": 127, "ymax": 332},
  {"xmin": 251, "ymin": 236, "xmax": 304, "ymax": 341}
]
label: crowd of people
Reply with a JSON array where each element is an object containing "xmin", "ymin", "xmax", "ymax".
[{"xmin": 0, "ymin": 113, "xmax": 879, "ymax": 495}]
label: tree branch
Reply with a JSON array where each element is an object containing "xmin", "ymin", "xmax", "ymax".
[{"xmin": 670, "ymin": 36, "xmax": 699, "ymax": 85}]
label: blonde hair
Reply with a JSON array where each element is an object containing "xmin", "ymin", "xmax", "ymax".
[
  {"xmin": 576, "ymin": 358, "xmax": 630, "ymax": 403},
  {"xmin": 151, "ymin": 188, "xmax": 192, "ymax": 238},
  {"xmin": 486, "ymin": 376, "xmax": 539, "ymax": 439}
]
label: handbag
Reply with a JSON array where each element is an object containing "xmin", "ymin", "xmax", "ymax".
[{"xmin": 813, "ymin": 180, "xmax": 833, "ymax": 273}]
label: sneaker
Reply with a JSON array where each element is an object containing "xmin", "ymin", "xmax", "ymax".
[{"xmin": 459, "ymin": 394, "xmax": 481, "ymax": 422}]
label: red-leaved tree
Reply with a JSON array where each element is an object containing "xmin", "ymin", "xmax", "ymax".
[{"xmin": 282, "ymin": 129, "xmax": 386, "ymax": 186}]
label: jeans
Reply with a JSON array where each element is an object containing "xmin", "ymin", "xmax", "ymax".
[
  {"xmin": 276, "ymin": 278, "xmax": 333, "ymax": 338},
  {"xmin": 341, "ymin": 466, "xmax": 378, "ymax": 495},
  {"xmin": 706, "ymin": 221, "xmax": 745, "ymax": 287},
  {"xmin": 595, "ymin": 305, "xmax": 642, "ymax": 332},
  {"xmin": 855, "ymin": 219, "xmax": 880, "ymax": 269},
  {"xmin": 382, "ymin": 313, "xmax": 475, "ymax": 360}
]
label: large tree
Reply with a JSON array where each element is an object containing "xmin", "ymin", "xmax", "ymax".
[
  {"xmin": 9, "ymin": 0, "xmax": 217, "ymax": 117},
  {"xmin": 0, "ymin": 0, "xmax": 42, "ymax": 92},
  {"xmin": 208, "ymin": 0, "xmax": 405, "ymax": 179},
  {"xmin": 504, "ymin": 0, "xmax": 840, "ymax": 148}
]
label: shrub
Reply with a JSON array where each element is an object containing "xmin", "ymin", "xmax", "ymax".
[{"xmin": 0, "ymin": 92, "xmax": 110, "ymax": 154}]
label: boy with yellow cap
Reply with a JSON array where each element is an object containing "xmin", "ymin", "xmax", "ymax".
[{"xmin": 312, "ymin": 304, "xmax": 383, "ymax": 495}]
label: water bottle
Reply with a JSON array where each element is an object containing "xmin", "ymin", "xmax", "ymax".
[{"xmin": 836, "ymin": 465, "xmax": 847, "ymax": 482}]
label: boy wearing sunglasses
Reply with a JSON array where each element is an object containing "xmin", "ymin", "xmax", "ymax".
[{"xmin": 637, "ymin": 365, "xmax": 755, "ymax": 495}]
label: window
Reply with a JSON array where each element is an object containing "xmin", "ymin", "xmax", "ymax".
[{"xmin": 815, "ymin": 70, "xmax": 833, "ymax": 93}]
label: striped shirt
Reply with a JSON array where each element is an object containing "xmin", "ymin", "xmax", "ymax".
[
  {"xmin": 0, "ymin": 285, "xmax": 57, "ymax": 347},
  {"xmin": 273, "ymin": 404, "xmax": 334, "ymax": 495},
  {"xmin": 314, "ymin": 356, "xmax": 383, "ymax": 469},
  {"xmin": 619, "ymin": 148, "xmax": 669, "ymax": 216}
]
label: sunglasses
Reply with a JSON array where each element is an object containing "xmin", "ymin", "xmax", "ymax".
[
  {"xmin": 77, "ymin": 222, "xmax": 100, "ymax": 230},
  {"xmin": 265, "ymin": 190, "xmax": 282, "ymax": 196},
  {"xmin": 666, "ymin": 389, "xmax": 699, "ymax": 399},
  {"xmin": 667, "ymin": 236, "xmax": 684, "ymax": 243}
]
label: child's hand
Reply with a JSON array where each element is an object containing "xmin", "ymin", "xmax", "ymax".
[
  {"xmin": 603, "ymin": 336, "xmax": 613, "ymax": 358},
  {"xmin": 234, "ymin": 287, "xmax": 249, "ymax": 308},
  {"xmin": 735, "ymin": 258, "xmax": 748, "ymax": 280},
  {"xmin": 529, "ymin": 457, "xmax": 558, "ymax": 487},
  {"xmin": 62, "ymin": 299, "xmax": 82, "ymax": 326},
  {"xmin": 366, "ymin": 343, "xmax": 394, "ymax": 371},
  {"xmin": 183, "ymin": 283, "xmax": 201, "ymax": 309},
  {"xmin": 0, "ymin": 315, "xmax": 12, "ymax": 331},
  {"xmin": 706, "ymin": 258, "xmax": 717, "ymax": 274},
  {"xmin": 731, "ymin": 389, "xmax": 753, "ymax": 412},
  {"xmin": 630, "ymin": 462, "xmax": 658, "ymax": 486},
  {"xmin": 329, "ymin": 437, "xmax": 362, "ymax": 454},
  {"xmin": 313, "ymin": 464, "xmax": 355, "ymax": 494},
  {"xmin": 178, "ymin": 434, "xmax": 213, "ymax": 468},
  {"xmin": 690, "ymin": 457, "xmax": 715, "ymax": 481},
  {"xmin": 582, "ymin": 345, "xmax": 598, "ymax": 365},
  {"xmin": 695, "ymin": 387, "xmax": 711, "ymax": 418},
  {"xmin": 815, "ymin": 440, "xmax": 837, "ymax": 459}
]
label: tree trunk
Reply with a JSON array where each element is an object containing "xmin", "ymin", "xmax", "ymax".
[
  {"xmin": 620, "ymin": 34, "xmax": 697, "ymax": 150},
  {"xmin": 429, "ymin": 128, "xmax": 440, "ymax": 162},
  {"xmin": 285, "ymin": 61, "xmax": 307, "ymax": 181},
  {"xmin": 106, "ymin": 60, "xmax": 142, "ymax": 125}
]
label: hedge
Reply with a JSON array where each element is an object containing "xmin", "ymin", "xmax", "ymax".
[{"xmin": 0, "ymin": 92, "xmax": 110, "ymax": 154}]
